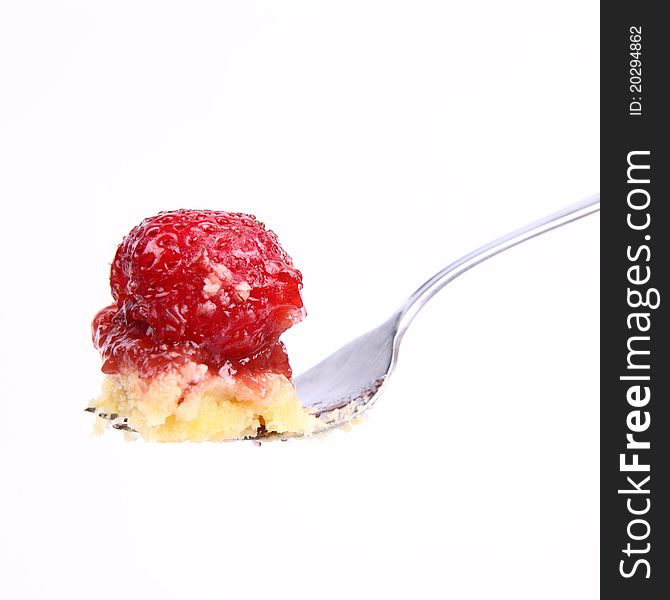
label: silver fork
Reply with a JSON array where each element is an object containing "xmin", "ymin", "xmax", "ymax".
[{"xmin": 279, "ymin": 194, "xmax": 600, "ymax": 437}]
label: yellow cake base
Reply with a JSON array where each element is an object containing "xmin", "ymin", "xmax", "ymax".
[{"xmin": 89, "ymin": 362, "xmax": 320, "ymax": 442}]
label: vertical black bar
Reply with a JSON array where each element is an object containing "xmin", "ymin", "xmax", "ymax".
[{"xmin": 601, "ymin": 3, "xmax": 669, "ymax": 598}]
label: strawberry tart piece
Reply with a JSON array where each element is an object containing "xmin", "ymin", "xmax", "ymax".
[{"xmin": 88, "ymin": 210, "xmax": 319, "ymax": 441}]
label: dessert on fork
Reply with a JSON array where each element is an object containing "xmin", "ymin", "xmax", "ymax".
[{"xmin": 88, "ymin": 209, "xmax": 319, "ymax": 441}]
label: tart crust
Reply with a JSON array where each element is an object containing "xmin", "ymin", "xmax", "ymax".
[{"xmin": 90, "ymin": 362, "xmax": 319, "ymax": 442}]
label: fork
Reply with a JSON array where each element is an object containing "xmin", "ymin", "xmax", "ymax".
[{"xmin": 281, "ymin": 194, "xmax": 600, "ymax": 437}]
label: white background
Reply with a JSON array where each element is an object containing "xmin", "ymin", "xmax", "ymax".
[{"xmin": 0, "ymin": 1, "xmax": 599, "ymax": 599}]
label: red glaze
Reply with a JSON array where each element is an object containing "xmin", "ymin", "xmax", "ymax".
[{"xmin": 93, "ymin": 210, "xmax": 303, "ymax": 379}]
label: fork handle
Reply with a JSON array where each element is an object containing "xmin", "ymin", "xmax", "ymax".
[{"xmin": 396, "ymin": 194, "xmax": 600, "ymax": 336}]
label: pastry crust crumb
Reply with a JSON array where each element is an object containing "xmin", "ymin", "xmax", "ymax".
[{"xmin": 89, "ymin": 362, "xmax": 319, "ymax": 442}]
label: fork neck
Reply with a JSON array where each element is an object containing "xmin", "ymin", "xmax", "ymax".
[{"xmin": 394, "ymin": 195, "xmax": 600, "ymax": 339}]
